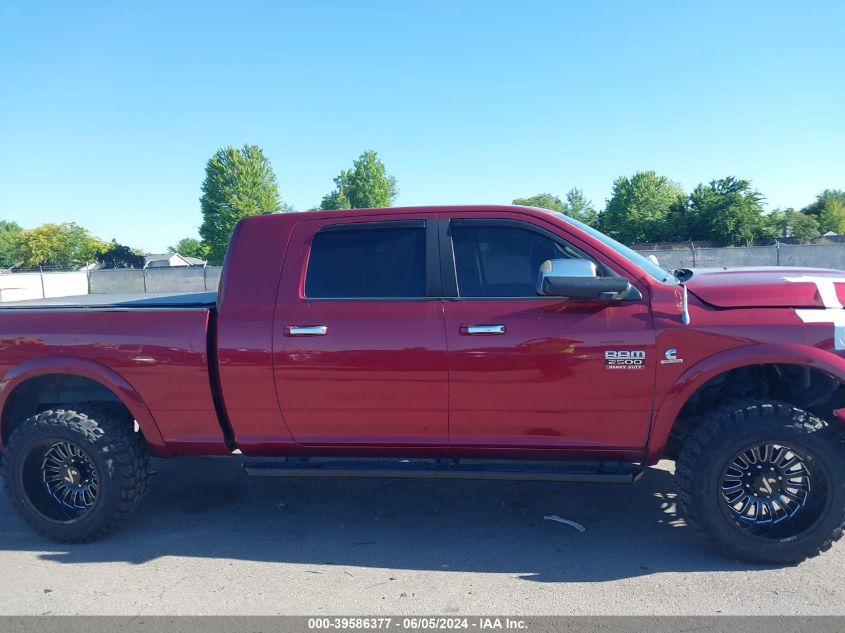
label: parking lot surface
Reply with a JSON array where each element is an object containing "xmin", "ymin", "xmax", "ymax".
[{"xmin": 0, "ymin": 457, "xmax": 843, "ymax": 615}]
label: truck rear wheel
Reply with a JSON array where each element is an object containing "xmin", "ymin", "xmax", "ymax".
[
  {"xmin": 2, "ymin": 406, "xmax": 150, "ymax": 543},
  {"xmin": 676, "ymin": 400, "xmax": 845, "ymax": 564}
]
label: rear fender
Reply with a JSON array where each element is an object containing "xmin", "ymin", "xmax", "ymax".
[{"xmin": 0, "ymin": 356, "xmax": 169, "ymax": 456}]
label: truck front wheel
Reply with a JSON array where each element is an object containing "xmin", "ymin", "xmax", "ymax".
[
  {"xmin": 2, "ymin": 406, "xmax": 150, "ymax": 543},
  {"xmin": 676, "ymin": 400, "xmax": 845, "ymax": 563}
]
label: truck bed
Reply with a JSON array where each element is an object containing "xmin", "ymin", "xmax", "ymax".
[
  {"xmin": 0, "ymin": 291, "xmax": 217, "ymax": 310},
  {"xmin": 0, "ymin": 290, "xmax": 226, "ymax": 455}
]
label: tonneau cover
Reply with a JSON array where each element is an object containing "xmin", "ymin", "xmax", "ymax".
[{"xmin": 0, "ymin": 291, "xmax": 217, "ymax": 310}]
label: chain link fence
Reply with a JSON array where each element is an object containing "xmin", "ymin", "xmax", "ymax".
[{"xmin": 638, "ymin": 243, "xmax": 845, "ymax": 271}]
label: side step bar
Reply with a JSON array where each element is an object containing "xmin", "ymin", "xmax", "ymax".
[{"xmin": 243, "ymin": 457, "xmax": 642, "ymax": 483}]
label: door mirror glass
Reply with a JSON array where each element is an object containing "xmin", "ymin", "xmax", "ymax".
[{"xmin": 536, "ymin": 259, "xmax": 632, "ymax": 300}]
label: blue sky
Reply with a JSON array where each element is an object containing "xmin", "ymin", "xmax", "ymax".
[{"xmin": 1, "ymin": 1, "xmax": 843, "ymax": 253}]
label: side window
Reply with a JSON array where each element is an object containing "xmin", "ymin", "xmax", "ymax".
[
  {"xmin": 305, "ymin": 223, "xmax": 427, "ymax": 298},
  {"xmin": 451, "ymin": 224, "xmax": 589, "ymax": 298}
]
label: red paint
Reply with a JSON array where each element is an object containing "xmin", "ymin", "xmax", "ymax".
[
  {"xmin": 1, "ymin": 205, "xmax": 844, "ymax": 467},
  {"xmin": 686, "ymin": 267, "xmax": 845, "ymax": 308},
  {"xmin": 0, "ymin": 310, "xmax": 224, "ymax": 456}
]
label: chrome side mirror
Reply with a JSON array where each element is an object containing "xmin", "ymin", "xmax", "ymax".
[{"xmin": 536, "ymin": 259, "xmax": 632, "ymax": 300}]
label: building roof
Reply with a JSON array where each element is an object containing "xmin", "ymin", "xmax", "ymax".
[
  {"xmin": 145, "ymin": 253, "xmax": 177, "ymax": 263},
  {"xmin": 144, "ymin": 253, "xmax": 207, "ymax": 267}
]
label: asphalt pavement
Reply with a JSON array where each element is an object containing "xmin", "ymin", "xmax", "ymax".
[{"xmin": 0, "ymin": 457, "xmax": 842, "ymax": 615}]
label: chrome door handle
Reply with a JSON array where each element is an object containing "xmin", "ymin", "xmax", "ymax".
[
  {"xmin": 463, "ymin": 324, "xmax": 506, "ymax": 335},
  {"xmin": 286, "ymin": 325, "xmax": 328, "ymax": 336}
]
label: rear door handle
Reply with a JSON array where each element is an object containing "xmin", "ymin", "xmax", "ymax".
[
  {"xmin": 461, "ymin": 324, "xmax": 506, "ymax": 335},
  {"xmin": 286, "ymin": 325, "xmax": 328, "ymax": 336}
]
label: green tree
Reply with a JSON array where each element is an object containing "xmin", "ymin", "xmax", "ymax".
[
  {"xmin": 513, "ymin": 189, "xmax": 597, "ymax": 225},
  {"xmin": 819, "ymin": 203, "xmax": 845, "ymax": 234},
  {"xmin": 320, "ymin": 172, "xmax": 352, "ymax": 210},
  {"xmin": 168, "ymin": 237, "xmax": 209, "ymax": 259},
  {"xmin": 785, "ymin": 210, "xmax": 821, "ymax": 242},
  {"xmin": 16, "ymin": 223, "xmax": 107, "ymax": 268},
  {"xmin": 0, "ymin": 220, "xmax": 23, "ymax": 267},
  {"xmin": 513, "ymin": 193, "xmax": 567, "ymax": 213},
  {"xmin": 764, "ymin": 208, "xmax": 820, "ymax": 242},
  {"xmin": 565, "ymin": 188, "xmax": 598, "ymax": 226},
  {"xmin": 599, "ymin": 171, "xmax": 685, "ymax": 243},
  {"xmin": 802, "ymin": 190, "xmax": 845, "ymax": 234},
  {"xmin": 199, "ymin": 144, "xmax": 282, "ymax": 262},
  {"xmin": 320, "ymin": 150, "xmax": 397, "ymax": 210},
  {"xmin": 660, "ymin": 199, "xmax": 692, "ymax": 242},
  {"xmin": 802, "ymin": 189, "xmax": 845, "ymax": 215},
  {"xmin": 96, "ymin": 241, "xmax": 146, "ymax": 269},
  {"xmin": 686, "ymin": 177, "xmax": 766, "ymax": 246}
]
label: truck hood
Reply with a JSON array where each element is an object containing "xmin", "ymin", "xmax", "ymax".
[{"xmin": 685, "ymin": 267, "xmax": 845, "ymax": 309}]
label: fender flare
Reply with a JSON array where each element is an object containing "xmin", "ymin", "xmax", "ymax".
[
  {"xmin": 645, "ymin": 343, "xmax": 845, "ymax": 464},
  {"xmin": 0, "ymin": 356, "xmax": 170, "ymax": 456}
]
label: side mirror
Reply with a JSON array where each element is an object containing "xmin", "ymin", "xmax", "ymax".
[{"xmin": 536, "ymin": 259, "xmax": 632, "ymax": 300}]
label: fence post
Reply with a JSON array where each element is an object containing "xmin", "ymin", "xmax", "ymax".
[
  {"xmin": 690, "ymin": 241, "xmax": 696, "ymax": 268},
  {"xmin": 775, "ymin": 241, "xmax": 781, "ymax": 266},
  {"xmin": 39, "ymin": 266, "xmax": 46, "ymax": 298}
]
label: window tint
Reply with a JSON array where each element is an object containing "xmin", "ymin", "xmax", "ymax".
[
  {"xmin": 451, "ymin": 224, "xmax": 584, "ymax": 298},
  {"xmin": 306, "ymin": 224, "xmax": 427, "ymax": 298}
]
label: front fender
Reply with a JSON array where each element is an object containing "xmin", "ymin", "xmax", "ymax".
[
  {"xmin": 0, "ymin": 356, "xmax": 170, "ymax": 456},
  {"xmin": 645, "ymin": 343, "xmax": 845, "ymax": 464}
]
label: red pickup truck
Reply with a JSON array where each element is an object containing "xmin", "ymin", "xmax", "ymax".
[{"xmin": 1, "ymin": 205, "xmax": 844, "ymax": 563}]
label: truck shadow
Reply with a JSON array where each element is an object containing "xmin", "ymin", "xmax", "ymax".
[{"xmin": 0, "ymin": 457, "xmax": 778, "ymax": 582}]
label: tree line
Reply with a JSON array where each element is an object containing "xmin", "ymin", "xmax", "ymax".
[
  {"xmin": 0, "ymin": 221, "xmax": 112, "ymax": 270},
  {"xmin": 187, "ymin": 148, "xmax": 845, "ymax": 258},
  {"xmin": 1, "ymin": 144, "xmax": 842, "ymax": 268},
  {"xmin": 516, "ymin": 173, "xmax": 845, "ymax": 247}
]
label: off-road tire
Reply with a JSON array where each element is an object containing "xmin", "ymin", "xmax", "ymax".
[
  {"xmin": 676, "ymin": 400, "xmax": 845, "ymax": 564},
  {"xmin": 2, "ymin": 405, "xmax": 150, "ymax": 543}
]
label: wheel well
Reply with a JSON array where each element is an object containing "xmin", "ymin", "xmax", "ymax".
[
  {"xmin": 664, "ymin": 363, "xmax": 845, "ymax": 459},
  {"xmin": 1, "ymin": 374, "xmax": 137, "ymax": 445}
]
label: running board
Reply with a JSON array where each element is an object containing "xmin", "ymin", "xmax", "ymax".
[{"xmin": 242, "ymin": 457, "xmax": 642, "ymax": 483}]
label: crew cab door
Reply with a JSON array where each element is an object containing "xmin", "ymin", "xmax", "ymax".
[
  {"xmin": 273, "ymin": 215, "xmax": 448, "ymax": 446},
  {"xmin": 441, "ymin": 214, "xmax": 655, "ymax": 451}
]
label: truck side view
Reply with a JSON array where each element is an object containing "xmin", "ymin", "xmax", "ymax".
[{"xmin": 1, "ymin": 205, "xmax": 843, "ymax": 564}]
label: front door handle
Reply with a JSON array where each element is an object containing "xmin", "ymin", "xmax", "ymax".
[
  {"xmin": 286, "ymin": 325, "xmax": 328, "ymax": 336},
  {"xmin": 462, "ymin": 324, "xmax": 506, "ymax": 335}
]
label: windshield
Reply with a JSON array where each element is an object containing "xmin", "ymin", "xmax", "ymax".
[{"xmin": 560, "ymin": 215, "xmax": 678, "ymax": 284}]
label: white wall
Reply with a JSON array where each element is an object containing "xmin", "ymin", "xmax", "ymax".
[
  {"xmin": 89, "ymin": 266, "xmax": 222, "ymax": 293},
  {"xmin": 0, "ymin": 271, "xmax": 89, "ymax": 303}
]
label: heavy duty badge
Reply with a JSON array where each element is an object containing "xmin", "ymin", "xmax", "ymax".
[{"xmin": 604, "ymin": 350, "xmax": 646, "ymax": 369}]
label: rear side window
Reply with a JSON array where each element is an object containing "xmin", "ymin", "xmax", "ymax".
[{"xmin": 305, "ymin": 223, "xmax": 427, "ymax": 298}]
